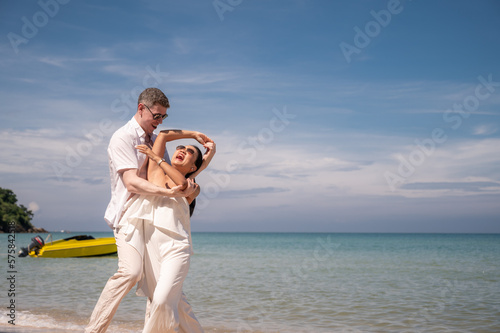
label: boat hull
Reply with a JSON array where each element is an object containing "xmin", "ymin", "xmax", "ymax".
[{"xmin": 29, "ymin": 237, "xmax": 117, "ymax": 258}]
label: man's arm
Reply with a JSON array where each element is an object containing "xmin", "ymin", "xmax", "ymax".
[{"xmin": 121, "ymin": 168, "xmax": 197, "ymax": 197}]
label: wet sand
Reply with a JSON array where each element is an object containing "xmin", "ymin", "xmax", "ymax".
[
  {"xmin": 0, "ymin": 326, "xmax": 77, "ymax": 333},
  {"xmin": 0, "ymin": 324, "xmax": 233, "ymax": 333}
]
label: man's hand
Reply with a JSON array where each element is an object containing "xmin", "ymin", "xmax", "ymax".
[
  {"xmin": 193, "ymin": 132, "xmax": 213, "ymax": 146},
  {"xmin": 167, "ymin": 178, "xmax": 198, "ymax": 198}
]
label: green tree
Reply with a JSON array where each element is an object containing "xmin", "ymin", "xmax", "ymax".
[{"xmin": 0, "ymin": 187, "xmax": 34, "ymax": 232}]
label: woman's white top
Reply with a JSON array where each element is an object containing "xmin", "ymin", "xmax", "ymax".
[{"xmin": 118, "ymin": 194, "xmax": 192, "ymax": 257}]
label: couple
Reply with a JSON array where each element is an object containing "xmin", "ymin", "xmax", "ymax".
[{"xmin": 85, "ymin": 88, "xmax": 215, "ymax": 333}]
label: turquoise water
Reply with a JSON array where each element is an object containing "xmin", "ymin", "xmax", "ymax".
[{"xmin": 1, "ymin": 232, "xmax": 499, "ymax": 332}]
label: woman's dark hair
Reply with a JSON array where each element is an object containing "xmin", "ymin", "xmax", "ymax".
[
  {"xmin": 185, "ymin": 146, "xmax": 203, "ymax": 179},
  {"xmin": 186, "ymin": 145, "xmax": 203, "ymax": 216}
]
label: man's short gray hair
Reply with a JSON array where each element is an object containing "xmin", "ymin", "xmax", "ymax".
[{"xmin": 138, "ymin": 87, "xmax": 170, "ymax": 108}]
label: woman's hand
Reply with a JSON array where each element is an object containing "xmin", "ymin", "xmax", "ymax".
[
  {"xmin": 202, "ymin": 142, "xmax": 216, "ymax": 166},
  {"xmin": 193, "ymin": 132, "xmax": 213, "ymax": 146},
  {"xmin": 136, "ymin": 144, "xmax": 161, "ymax": 163}
]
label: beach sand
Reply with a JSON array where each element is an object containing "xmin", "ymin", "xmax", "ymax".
[
  {"xmin": 0, "ymin": 324, "xmax": 235, "ymax": 333},
  {"xmin": 0, "ymin": 326, "xmax": 76, "ymax": 333}
]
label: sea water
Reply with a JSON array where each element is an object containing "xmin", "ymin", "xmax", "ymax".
[{"xmin": 1, "ymin": 232, "xmax": 499, "ymax": 332}]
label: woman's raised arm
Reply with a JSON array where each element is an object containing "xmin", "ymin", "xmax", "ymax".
[
  {"xmin": 157, "ymin": 129, "xmax": 213, "ymax": 147},
  {"xmin": 187, "ymin": 142, "xmax": 216, "ymax": 180}
]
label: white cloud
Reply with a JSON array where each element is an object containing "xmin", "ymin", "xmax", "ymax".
[
  {"xmin": 173, "ymin": 37, "xmax": 195, "ymax": 55},
  {"xmin": 381, "ymin": 138, "xmax": 500, "ymax": 197},
  {"xmin": 193, "ymin": 130, "xmax": 500, "ymax": 214},
  {"xmin": 0, "ymin": 127, "xmax": 109, "ymax": 180},
  {"xmin": 472, "ymin": 124, "xmax": 498, "ymax": 136},
  {"xmin": 167, "ymin": 72, "xmax": 239, "ymax": 85},
  {"xmin": 2, "ymin": 0, "xmax": 499, "ymax": 233},
  {"xmin": 28, "ymin": 201, "xmax": 40, "ymax": 212}
]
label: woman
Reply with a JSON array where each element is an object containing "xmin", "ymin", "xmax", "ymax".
[{"xmin": 117, "ymin": 130, "xmax": 215, "ymax": 333}]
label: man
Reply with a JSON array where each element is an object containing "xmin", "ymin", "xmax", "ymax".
[{"xmin": 85, "ymin": 87, "xmax": 212, "ymax": 333}]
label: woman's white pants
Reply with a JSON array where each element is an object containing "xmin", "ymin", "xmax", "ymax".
[{"xmin": 141, "ymin": 220, "xmax": 203, "ymax": 333}]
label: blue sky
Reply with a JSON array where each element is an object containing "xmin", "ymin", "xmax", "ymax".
[{"xmin": 1, "ymin": 0, "xmax": 499, "ymax": 233}]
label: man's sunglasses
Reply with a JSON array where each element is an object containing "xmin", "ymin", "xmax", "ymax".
[
  {"xmin": 144, "ymin": 104, "xmax": 168, "ymax": 120},
  {"xmin": 176, "ymin": 145, "xmax": 195, "ymax": 155}
]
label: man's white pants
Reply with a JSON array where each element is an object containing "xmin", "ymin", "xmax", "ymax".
[
  {"xmin": 85, "ymin": 228, "xmax": 143, "ymax": 333},
  {"xmin": 85, "ymin": 224, "xmax": 203, "ymax": 333}
]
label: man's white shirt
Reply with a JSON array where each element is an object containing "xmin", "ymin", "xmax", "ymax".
[{"xmin": 104, "ymin": 118, "xmax": 169, "ymax": 229}]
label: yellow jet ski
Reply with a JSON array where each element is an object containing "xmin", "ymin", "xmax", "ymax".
[{"xmin": 18, "ymin": 234, "xmax": 117, "ymax": 258}]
